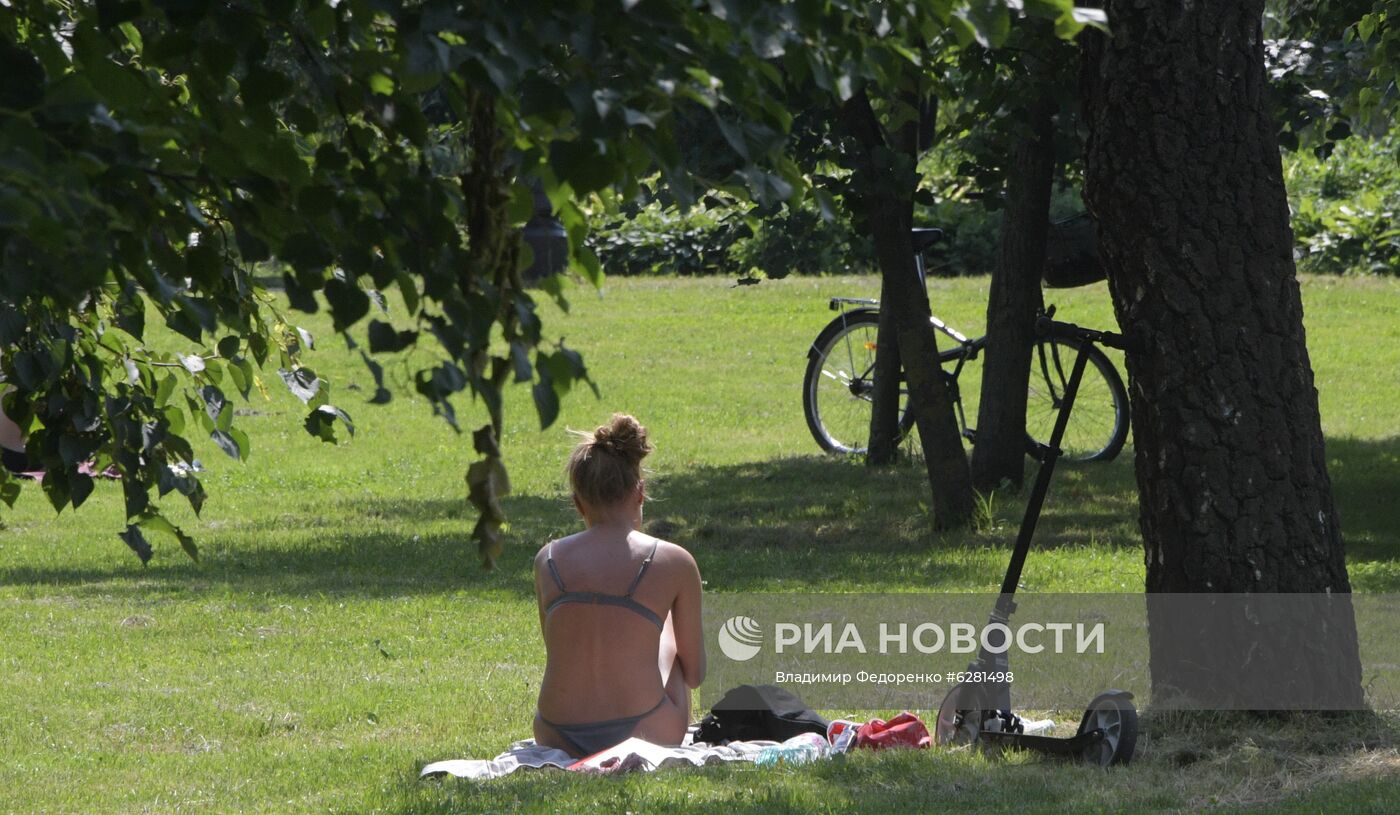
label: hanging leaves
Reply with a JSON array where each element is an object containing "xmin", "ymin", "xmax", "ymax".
[{"xmin": 0, "ymin": 0, "xmax": 1087, "ymax": 565}]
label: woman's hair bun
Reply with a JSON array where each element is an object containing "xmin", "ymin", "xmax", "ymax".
[{"xmin": 591, "ymin": 413, "xmax": 652, "ymax": 464}]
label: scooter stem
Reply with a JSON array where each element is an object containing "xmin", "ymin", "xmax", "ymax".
[{"xmin": 995, "ymin": 343, "xmax": 1092, "ymax": 609}]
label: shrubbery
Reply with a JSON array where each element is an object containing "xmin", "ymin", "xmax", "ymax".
[
  {"xmin": 588, "ymin": 205, "xmax": 753, "ymax": 277},
  {"xmin": 589, "ymin": 134, "xmax": 1398, "ymax": 279},
  {"xmin": 1287, "ymin": 134, "xmax": 1400, "ymax": 276}
]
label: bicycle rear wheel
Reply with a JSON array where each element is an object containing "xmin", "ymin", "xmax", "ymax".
[
  {"xmin": 803, "ymin": 310, "xmax": 912, "ymax": 454},
  {"xmin": 1023, "ymin": 336, "xmax": 1128, "ymax": 462}
]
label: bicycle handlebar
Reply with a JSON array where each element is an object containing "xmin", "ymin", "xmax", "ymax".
[{"xmin": 1035, "ymin": 315, "xmax": 1142, "ymax": 353}]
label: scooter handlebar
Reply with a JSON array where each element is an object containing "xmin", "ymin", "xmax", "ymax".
[{"xmin": 1034, "ymin": 315, "xmax": 1142, "ymax": 353}]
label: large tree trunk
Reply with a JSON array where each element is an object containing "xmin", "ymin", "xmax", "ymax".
[
  {"xmin": 1082, "ymin": 1, "xmax": 1362, "ymax": 707},
  {"xmin": 970, "ymin": 94, "xmax": 1054, "ymax": 493},
  {"xmin": 842, "ymin": 89, "xmax": 975, "ymax": 529}
]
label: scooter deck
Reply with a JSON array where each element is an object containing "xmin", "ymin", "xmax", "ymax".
[{"xmin": 977, "ymin": 727, "xmax": 1104, "ymax": 756}]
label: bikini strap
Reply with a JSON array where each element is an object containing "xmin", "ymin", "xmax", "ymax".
[
  {"xmin": 624, "ymin": 539, "xmax": 661, "ymax": 598},
  {"xmin": 545, "ymin": 541, "xmax": 568, "ymax": 592}
]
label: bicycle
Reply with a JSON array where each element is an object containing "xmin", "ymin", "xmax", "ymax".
[{"xmin": 801, "ymin": 227, "xmax": 1129, "ymax": 461}]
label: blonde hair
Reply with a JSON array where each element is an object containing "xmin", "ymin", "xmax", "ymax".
[{"xmin": 567, "ymin": 413, "xmax": 652, "ymax": 508}]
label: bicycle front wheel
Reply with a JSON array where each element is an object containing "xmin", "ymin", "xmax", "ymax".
[
  {"xmin": 802, "ymin": 310, "xmax": 910, "ymax": 454},
  {"xmin": 1023, "ymin": 337, "xmax": 1129, "ymax": 462}
]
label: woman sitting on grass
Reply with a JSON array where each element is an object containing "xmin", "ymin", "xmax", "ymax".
[{"xmin": 533, "ymin": 413, "xmax": 706, "ymax": 757}]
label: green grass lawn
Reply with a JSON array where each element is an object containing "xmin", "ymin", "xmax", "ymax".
[{"xmin": 1, "ymin": 274, "xmax": 1397, "ymax": 813}]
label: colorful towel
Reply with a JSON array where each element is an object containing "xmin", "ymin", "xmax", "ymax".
[{"xmin": 420, "ymin": 733, "xmax": 820, "ymax": 780}]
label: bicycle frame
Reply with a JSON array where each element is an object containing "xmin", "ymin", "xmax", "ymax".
[{"xmin": 827, "ymin": 296, "xmax": 987, "ymax": 441}]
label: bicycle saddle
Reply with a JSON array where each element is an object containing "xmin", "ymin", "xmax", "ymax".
[{"xmin": 911, "ymin": 228, "xmax": 945, "ymax": 252}]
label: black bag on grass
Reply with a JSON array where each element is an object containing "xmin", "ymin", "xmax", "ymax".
[{"xmin": 695, "ymin": 684, "xmax": 830, "ymax": 744}]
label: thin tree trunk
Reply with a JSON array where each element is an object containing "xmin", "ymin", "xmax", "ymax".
[
  {"xmin": 1082, "ymin": 1, "xmax": 1362, "ymax": 706},
  {"xmin": 867, "ymin": 90, "xmax": 937, "ymax": 468},
  {"xmin": 842, "ymin": 89, "xmax": 975, "ymax": 528},
  {"xmin": 970, "ymin": 94, "xmax": 1054, "ymax": 493},
  {"xmin": 866, "ymin": 284, "xmax": 903, "ymax": 466}
]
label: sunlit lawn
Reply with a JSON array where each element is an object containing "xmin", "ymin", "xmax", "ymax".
[{"xmin": 1, "ymin": 274, "xmax": 1397, "ymax": 813}]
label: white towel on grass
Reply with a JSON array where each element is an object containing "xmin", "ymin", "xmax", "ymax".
[{"xmin": 420, "ymin": 735, "xmax": 797, "ymax": 780}]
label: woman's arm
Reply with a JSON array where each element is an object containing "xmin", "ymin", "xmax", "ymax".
[
  {"xmin": 669, "ymin": 546, "xmax": 706, "ymax": 689},
  {"xmin": 533, "ymin": 546, "xmax": 549, "ymax": 636}
]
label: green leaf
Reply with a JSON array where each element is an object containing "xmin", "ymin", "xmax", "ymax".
[
  {"xmin": 573, "ymin": 245, "xmax": 604, "ymax": 287},
  {"xmin": 228, "ymin": 426, "xmax": 251, "ymax": 462},
  {"xmin": 156, "ymin": 374, "xmax": 178, "ymax": 407},
  {"xmin": 278, "ymin": 367, "xmax": 321, "ymax": 403},
  {"xmin": 119, "ymin": 525, "xmax": 153, "ymax": 564},
  {"xmin": 188, "ymin": 394, "xmax": 215, "ymax": 433},
  {"xmin": 510, "ymin": 342, "xmax": 533, "ymax": 383},
  {"xmin": 304, "ymin": 404, "xmax": 354, "ymax": 443},
  {"xmin": 369, "ymin": 73, "xmax": 395, "ymax": 95},
  {"xmin": 41, "ymin": 468, "xmax": 70, "ymax": 513},
  {"xmin": 199, "ymin": 385, "xmax": 226, "ymax": 424},
  {"xmin": 324, "ymin": 277, "xmax": 370, "ymax": 331},
  {"xmin": 228, "ymin": 358, "xmax": 251, "ymax": 399},
  {"xmin": 69, "ymin": 472, "xmax": 95, "ymax": 509},
  {"xmin": 532, "ymin": 376, "xmax": 560, "ymax": 429},
  {"xmin": 210, "ymin": 429, "xmax": 241, "ymax": 460},
  {"xmin": 0, "ymin": 471, "xmax": 20, "ymax": 508},
  {"xmin": 366, "ymin": 320, "xmax": 418, "ymax": 353},
  {"xmin": 72, "ymin": 26, "xmax": 147, "ymax": 110},
  {"xmin": 137, "ymin": 511, "xmax": 198, "ymax": 561},
  {"xmin": 1356, "ymin": 13, "xmax": 1377, "ymax": 43}
]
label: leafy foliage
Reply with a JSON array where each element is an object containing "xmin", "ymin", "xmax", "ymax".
[
  {"xmin": 0, "ymin": 0, "xmax": 1102, "ymax": 565},
  {"xmin": 0, "ymin": 0, "xmax": 794, "ymax": 565},
  {"xmin": 1288, "ymin": 132, "xmax": 1400, "ymax": 275},
  {"xmin": 589, "ymin": 203, "xmax": 753, "ymax": 277},
  {"xmin": 1265, "ymin": 2, "xmax": 1400, "ymax": 276},
  {"xmin": 1266, "ymin": 0, "xmax": 1400, "ymax": 154},
  {"xmin": 733, "ymin": 203, "xmax": 876, "ymax": 277}
]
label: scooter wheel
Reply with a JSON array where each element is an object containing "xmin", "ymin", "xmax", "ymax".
[
  {"xmin": 934, "ymin": 681, "xmax": 980, "ymax": 746},
  {"xmin": 1076, "ymin": 692, "xmax": 1138, "ymax": 767}
]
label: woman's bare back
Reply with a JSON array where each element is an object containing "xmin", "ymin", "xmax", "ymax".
[{"xmin": 533, "ymin": 526, "xmax": 703, "ymax": 754}]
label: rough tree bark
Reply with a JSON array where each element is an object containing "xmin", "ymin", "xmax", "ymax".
[
  {"xmin": 842, "ymin": 89, "xmax": 975, "ymax": 528},
  {"xmin": 970, "ymin": 94, "xmax": 1054, "ymax": 493},
  {"xmin": 1082, "ymin": 1, "xmax": 1362, "ymax": 706},
  {"xmin": 866, "ymin": 302, "xmax": 904, "ymax": 466}
]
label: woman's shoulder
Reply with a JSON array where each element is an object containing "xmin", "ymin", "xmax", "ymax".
[
  {"xmin": 637, "ymin": 533, "xmax": 699, "ymax": 577},
  {"xmin": 534, "ymin": 532, "xmax": 581, "ymax": 568}
]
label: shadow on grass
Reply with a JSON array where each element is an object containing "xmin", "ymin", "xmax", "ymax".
[
  {"xmin": 1327, "ymin": 436, "xmax": 1400, "ymax": 563},
  {"xmin": 0, "ymin": 455, "xmax": 1040, "ymax": 598},
  {"xmin": 8, "ymin": 439, "xmax": 1390, "ymax": 599}
]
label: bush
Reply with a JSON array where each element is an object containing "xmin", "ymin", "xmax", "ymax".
[
  {"xmin": 587, "ymin": 132, "xmax": 1399, "ymax": 281},
  {"xmin": 589, "ymin": 205, "xmax": 751, "ymax": 277},
  {"xmin": 590, "ymin": 198, "xmax": 875, "ymax": 279},
  {"xmin": 914, "ymin": 184, "xmax": 1087, "ymax": 277},
  {"xmin": 1286, "ymin": 134, "xmax": 1400, "ymax": 276},
  {"xmin": 731, "ymin": 205, "xmax": 874, "ymax": 277}
]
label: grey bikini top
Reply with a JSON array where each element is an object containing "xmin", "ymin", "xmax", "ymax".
[{"xmin": 544, "ymin": 539, "xmax": 664, "ymax": 630}]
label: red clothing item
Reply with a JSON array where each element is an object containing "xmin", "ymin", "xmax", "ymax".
[{"xmin": 853, "ymin": 712, "xmax": 932, "ymax": 750}]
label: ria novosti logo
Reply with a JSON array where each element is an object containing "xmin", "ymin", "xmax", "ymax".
[
  {"xmin": 718, "ymin": 616, "xmax": 763, "ymax": 661},
  {"xmin": 714, "ymin": 617, "xmax": 1106, "ymax": 660}
]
